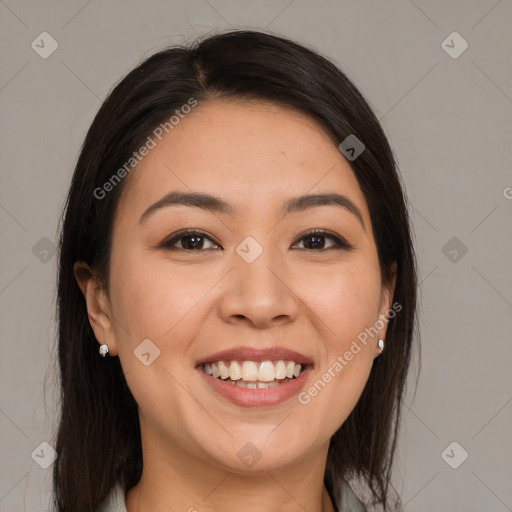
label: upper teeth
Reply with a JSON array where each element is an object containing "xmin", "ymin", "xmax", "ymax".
[{"xmin": 202, "ymin": 360, "xmax": 303, "ymax": 382}]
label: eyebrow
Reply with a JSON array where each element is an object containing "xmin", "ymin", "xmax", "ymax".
[{"xmin": 139, "ymin": 191, "xmax": 365, "ymax": 230}]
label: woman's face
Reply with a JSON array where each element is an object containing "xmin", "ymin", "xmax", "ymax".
[{"xmin": 82, "ymin": 99, "xmax": 396, "ymax": 473}]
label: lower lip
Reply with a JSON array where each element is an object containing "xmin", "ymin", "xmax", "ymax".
[{"xmin": 197, "ymin": 366, "xmax": 313, "ymax": 408}]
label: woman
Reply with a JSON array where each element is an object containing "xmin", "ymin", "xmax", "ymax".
[{"xmin": 53, "ymin": 29, "xmax": 418, "ymax": 512}]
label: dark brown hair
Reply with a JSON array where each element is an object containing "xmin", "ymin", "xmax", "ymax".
[{"xmin": 53, "ymin": 29, "xmax": 418, "ymax": 511}]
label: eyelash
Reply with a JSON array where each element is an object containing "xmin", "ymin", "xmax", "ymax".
[{"xmin": 161, "ymin": 228, "xmax": 353, "ymax": 252}]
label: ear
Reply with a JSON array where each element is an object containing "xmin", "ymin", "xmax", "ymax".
[
  {"xmin": 375, "ymin": 261, "xmax": 398, "ymax": 357},
  {"xmin": 73, "ymin": 261, "xmax": 118, "ymax": 356}
]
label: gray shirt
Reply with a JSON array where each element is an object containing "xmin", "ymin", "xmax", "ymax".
[{"xmin": 98, "ymin": 480, "xmax": 367, "ymax": 512}]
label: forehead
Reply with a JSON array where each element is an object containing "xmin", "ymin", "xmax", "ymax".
[{"xmin": 117, "ymin": 98, "xmax": 369, "ymax": 222}]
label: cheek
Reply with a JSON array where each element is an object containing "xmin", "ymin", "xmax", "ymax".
[
  {"xmin": 107, "ymin": 252, "xmax": 207, "ymax": 431},
  {"xmin": 300, "ymin": 354, "xmax": 374, "ymax": 437},
  {"xmin": 109, "ymin": 249, "xmax": 213, "ymax": 342},
  {"xmin": 293, "ymin": 259, "xmax": 381, "ymax": 425},
  {"xmin": 301, "ymin": 258, "xmax": 382, "ymax": 344}
]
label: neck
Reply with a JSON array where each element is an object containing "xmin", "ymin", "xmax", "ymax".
[{"xmin": 125, "ymin": 435, "xmax": 336, "ymax": 512}]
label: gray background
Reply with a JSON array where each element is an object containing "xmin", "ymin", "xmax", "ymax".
[{"xmin": 1, "ymin": 1, "xmax": 511, "ymax": 511}]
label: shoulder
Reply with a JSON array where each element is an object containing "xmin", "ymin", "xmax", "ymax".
[
  {"xmin": 97, "ymin": 482, "xmax": 127, "ymax": 512},
  {"xmin": 338, "ymin": 479, "xmax": 368, "ymax": 512}
]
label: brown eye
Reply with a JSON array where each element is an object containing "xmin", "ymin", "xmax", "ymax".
[
  {"xmin": 292, "ymin": 230, "xmax": 352, "ymax": 251},
  {"xmin": 162, "ymin": 230, "xmax": 221, "ymax": 251},
  {"xmin": 161, "ymin": 229, "xmax": 352, "ymax": 252}
]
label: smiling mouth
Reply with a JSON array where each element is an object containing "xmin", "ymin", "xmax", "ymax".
[{"xmin": 199, "ymin": 359, "xmax": 308, "ymax": 389}]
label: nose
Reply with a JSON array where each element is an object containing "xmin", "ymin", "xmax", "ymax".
[{"xmin": 218, "ymin": 247, "xmax": 299, "ymax": 329}]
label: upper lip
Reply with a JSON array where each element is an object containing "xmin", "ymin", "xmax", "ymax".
[{"xmin": 196, "ymin": 346, "xmax": 314, "ymax": 366}]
